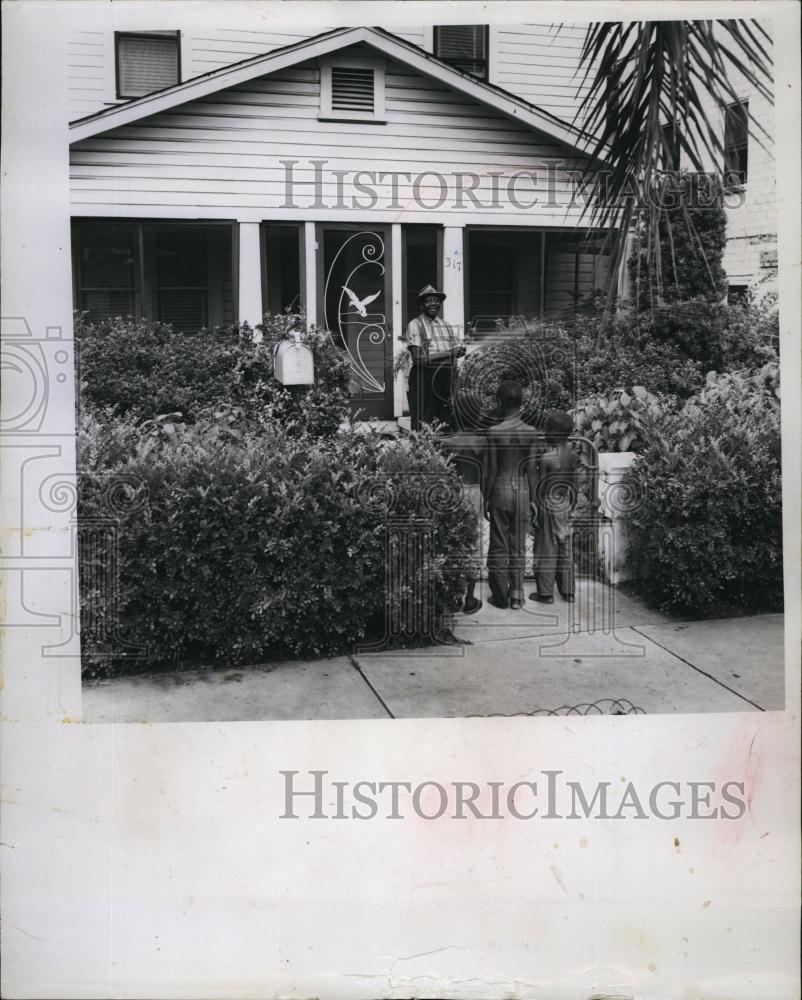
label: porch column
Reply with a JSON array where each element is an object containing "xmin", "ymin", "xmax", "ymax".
[
  {"xmin": 304, "ymin": 221, "xmax": 317, "ymax": 327},
  {"xmin": 391, "ymin": 223, "xmax": 405, "ymax": 418},
  {"xmin": 442, "ymin": 225, "xmax": 465, "ymax": 337},
  {"xmin": 237, "ymin": 221, "xmax": 263, "ymax": 328}
]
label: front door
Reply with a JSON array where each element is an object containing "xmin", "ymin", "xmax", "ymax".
[{"xmin": 318, "ymin": 225, "xmax": 393, "ymax": 420}]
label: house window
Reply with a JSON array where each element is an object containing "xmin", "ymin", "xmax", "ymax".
[
  {"xmin": 402, "ymin": 226, "xmax": 441, "ymax": 330},
  {"xmin": 74, "ymin": 224, "xmax": 138, "ymax": 320},
  {"xmin": 662, "ymin": 121, "xmax": 680, "ymax": 171},
  {"xmin": 724, "ymin": 100, "xmax": 749, "ymax": 187},
  {"xmin": 320, "ymin": 58, "xmax": 385, "ymax": 121},
  {"xmin": 153, "ymin": 227, "xmax": 210, "ymax": 332},
  {"xmin": 466, "ymin": 229, "xmax": 544, "ymax": 331},
  {"xmin": 727, "ymin": 283, "xmax": 749, "ymax": 306},
  {"xmin": 434, "ymin": 26, "xmax": 489, "ymax": 79},
  {"xmin": 72, "ymin": 220, "xmax": 233, "ymax": 333},
  {"xmin": 262, "ymin": 224, "xmax": 303, "ymax": 315},
  {"xmin": 115, "ymin": 31, "xmax": 180, "ymax": 99}
]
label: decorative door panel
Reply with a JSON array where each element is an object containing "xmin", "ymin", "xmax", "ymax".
[{"xmin": 319, "ymin": 226, "xmax": 393, "ymax": 420}]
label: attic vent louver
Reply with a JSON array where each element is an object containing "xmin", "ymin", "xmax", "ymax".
[{"xmin": 330, "ymin": 66, "xmax": 375, "ymax": 112}]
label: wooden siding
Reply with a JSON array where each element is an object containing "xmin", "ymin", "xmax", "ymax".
[
  {"xmin": 66, "ymin": 23, "xmax": 589, "ymax": 123},
  {"xmin": 543, "ymin": 235, "xmax": 610, "ymax": 319},
  {"xmin": 493, "ymin": 23, "xmax": 589, "ymax": 125},
  {"xmin": 67, "ymin": 31, "xmax": 108, "ymax": 118},
  {"xmin": 70, "ymin": 48, "xmax": 593, "ymax": 226},
  {"xmin": 189, "ymin": 29, "xmax": 316, "ymax": 77},
  {"xmin": 68, "ymin": 25, "xmax": 428, "ymax": 120}
]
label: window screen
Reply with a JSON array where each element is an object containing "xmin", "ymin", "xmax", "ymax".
[
  {"xmin": 433, "ymin": 26, "xmax": 488, "ymax": 79},
  {"xmin": 75, "ymin": 223, "xmax": 137, "ymax": 320},
  {"xmin": 155, "ymin": 227, "xmax": 209, "ymax": 333},
  {"xmin": 116, "ymin": 32, "xmax": 179, "ymax": 99},
  {"xmin": 263, "ymin": 224, "xmax": 302, "ymax": 315},
  {"xmin": 73, "ymin": 221, "xmax": 233, "ymax": 332}
]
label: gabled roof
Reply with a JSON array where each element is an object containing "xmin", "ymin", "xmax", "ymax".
[{"xmin": 69, "ymin": 25, "xmax": 600, "ymax": 158}]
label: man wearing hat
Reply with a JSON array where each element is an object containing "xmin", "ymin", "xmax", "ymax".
[{"xmin": 404, "ymin": 284, "xmax": 466, "ymax": 430}]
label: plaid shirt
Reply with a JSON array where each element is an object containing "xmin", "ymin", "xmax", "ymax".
[{"xmin": 404, "ymin": 314, "xmax": 459, "ymax": 361}]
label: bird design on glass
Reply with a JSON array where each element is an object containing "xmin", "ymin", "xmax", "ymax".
[{"xmin": 342, "ymin": 285, "xmax": 381, "ymax": 317}]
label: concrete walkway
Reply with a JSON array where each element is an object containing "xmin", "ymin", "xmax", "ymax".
[{"xmin": 82, "ymin": 580, "xmax": 785, "ymax": 723}]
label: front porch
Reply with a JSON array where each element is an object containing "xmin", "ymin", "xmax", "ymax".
[{"xmin": 71, "ymin": 218, "xmax": 613, "ymax": 420}]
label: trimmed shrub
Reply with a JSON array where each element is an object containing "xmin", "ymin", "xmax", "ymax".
[
  {"xmin": 77, "ymin": 415, "xmax": 476, "ymax": 676},
  {"xmin": 623, "ymin": 364, "xmax": 782, "ymax": 617},
  {"xmin": 469, "ymin": 298, "xmax": 777, "ymax": 427},
  {"xmin": 75, "ymin": 311, "xmax": 351, "ymax": 435}
]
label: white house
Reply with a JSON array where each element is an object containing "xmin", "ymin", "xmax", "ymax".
[
  {"xmin": 67, "ymin": 18, "xmax": 775, "ymax": 419},
  {"xmin": 68, "ymin": 21, "xmax": 615, "ymax": 420}
]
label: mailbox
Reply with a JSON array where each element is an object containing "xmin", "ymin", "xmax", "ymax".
[{"xmin": 274, "ymin": 336, "xmax": 314, "ymax": 385}]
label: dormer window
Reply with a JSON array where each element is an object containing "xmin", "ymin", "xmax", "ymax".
[
  {"xmin": 115, "ymin": 31, "xmax": 180, "ymax": 99},
  {"xmin": 320, "ymin": 58, "xmax": 386, "ymax": 122},
  {"xmin": 433, "ymin": 25, "xmax": 489, "ymax": 80}
]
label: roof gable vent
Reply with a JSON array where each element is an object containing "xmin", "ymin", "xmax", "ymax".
[
  {"xmin": 320, "ymin": 57, "xmax": 386, "ymax": 122},
  {"xmin": 331, "ymin": 66, "xmax": 375, "ymax": 112}
]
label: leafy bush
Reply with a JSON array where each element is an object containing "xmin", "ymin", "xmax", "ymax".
[
  {"xmin": 78, "ymin": 415, "xmax": 476, "ymax": 676},
  {"xmin": 623, "ymin": 364, "xmax": 782, "ymax": 616},
  {"xmin": 75, "ymin": 311, "xmax": 351, "ymax": 435},
  {"xmin": 472, "ymin": 297, "xmax": 777, "ymax": 422},
  {"xmin": 718, "ymin": 295, "xmax": 780, "ymax": 371},
  {"xmin": 457, "ymin": 313, "xmax": 703, "ymax": 426},
  {"xmin": 575, "ymin": 387, "xmax": 664, "ymax": 453}
]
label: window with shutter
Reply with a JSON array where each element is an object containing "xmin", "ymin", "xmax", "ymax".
[
  {"xmin": 433, "ymin": 25, "xmax": 488, "ymax": 79},
  {"xmin": 320, "ymin": 58, "xmax": 385, "ymax": 121},
  {"xmin": 116, "ymin": 32, "xmax": 180, "ymax": 99}
]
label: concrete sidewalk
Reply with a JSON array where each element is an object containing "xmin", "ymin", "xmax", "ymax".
[{"xmin": 82, "ymin": 580, "xmax": 785, "ymax": 723}]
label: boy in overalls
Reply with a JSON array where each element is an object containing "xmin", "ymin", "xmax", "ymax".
[
  {"xmin": 439, "ymin": 388, "xmax": 486, "ymax": 614},
  {"xmin": 483, "ymin": 381, "xmax": 539, "ymax": 610},
  {"xmin": 530, "ymin": 410, "xmax": 578, "ymax": 604}
]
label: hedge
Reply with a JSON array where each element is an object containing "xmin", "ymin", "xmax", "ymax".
[
  {"xmin": 75, "ymin": 311, "xmax": 352, "ymax": 435},
  {"xmin": 77, "ymin": 414, "xmax": 476, "ymax": 676},
  {"xmin": 455, "ymin": 301, "xmax": 777, "ymax": 450},
  {"xmin": 623, "ymin": 363, "xmax": 783, "ymax": 617}
]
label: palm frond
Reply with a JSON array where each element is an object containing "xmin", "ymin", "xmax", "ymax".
[{"xmin": 565, "ymin": 19, "xmax": 773, "ymax": 316}]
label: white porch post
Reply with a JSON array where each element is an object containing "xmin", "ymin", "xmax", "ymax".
[
  {"xmin": 391, "ymin": 223, "xmax": 405, "ymax": 418},
  {"xmin": 442, "ymin": 225, "xmax": 465, "ymax": 337},
  {"xmin": 237, "ymin": 221, "xmax": 263, "ymax": 328},
  {"xmin": 304, "ymin": 221, "xmax": 318, "ymax": 327}
]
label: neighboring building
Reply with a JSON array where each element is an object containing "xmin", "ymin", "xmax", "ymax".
[
  {"xmin": 718, "ymin": 73, "xmax": 777, "ymax": 303},
  {"xmin": 66, "ymin": 18, "xmax": 775, "ymax": 419}
]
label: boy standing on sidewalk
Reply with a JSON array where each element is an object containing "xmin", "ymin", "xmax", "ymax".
[
  {"xmin": 439, "ymin": 388, "xmax": 486, "ymax": 614},
  {"xmin": 483, "ymin": 381, "xmax": 539, "ymax": 610},
  {"xmin": 530, "ymin": 410, "xmax": 578, "ymax": 604}
]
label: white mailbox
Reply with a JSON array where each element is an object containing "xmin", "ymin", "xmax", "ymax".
[{"xmin": 274, "ymin": 335, "xmax": 314, "ymax": 385}]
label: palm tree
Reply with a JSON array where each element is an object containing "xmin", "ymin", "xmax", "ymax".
[{"xmin": 570, "ymin": 20, "xmax": 773, "ymax": 314}]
